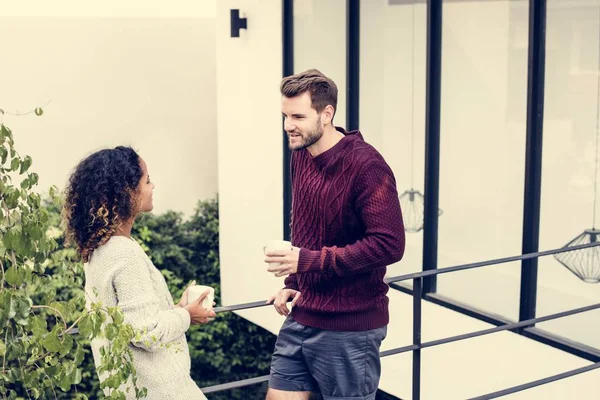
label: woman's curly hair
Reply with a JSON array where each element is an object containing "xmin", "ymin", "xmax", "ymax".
[{"xmin": 62, "ymin": 146, "xmax": 143, "ymax": 262}]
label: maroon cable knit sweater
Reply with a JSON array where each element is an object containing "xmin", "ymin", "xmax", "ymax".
[{"xmin": 285, "ymin": 127, "xmax": 405, "ymax": 331}]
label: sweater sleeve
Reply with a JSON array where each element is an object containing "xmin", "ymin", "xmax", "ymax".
[
  {"xmin": 285, "ymin": 190, "xmax": 300, "ymax": 291},
  {"xmin": 285, "ymin": 154, "xmax": 300, "ymax": 292},
  {"xmin": 112, "ymin": 248, "xmax": 191, "ymax": 352},
  {"xmin": 284, "ymin": 273, "xmax": 299, "ymax": 291},
  {"xmin": 297, "ymin": 160, "xmax": 405, "ymax": 277}
]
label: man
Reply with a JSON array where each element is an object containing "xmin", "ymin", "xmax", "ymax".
[{"xmin": 264, "ymin": 69, "xmax": 405, "ymax": 400}]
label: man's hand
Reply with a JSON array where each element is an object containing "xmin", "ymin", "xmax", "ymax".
[
  {"xmin": 265, "ymin": 246, "xmax": 300, "ymax": 277},
  {"xmin": 266, "ymin": 288, "xmax": 301, "ymax": 316}
]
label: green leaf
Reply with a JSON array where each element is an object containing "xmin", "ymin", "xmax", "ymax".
[
  {"xmin": 30, "ymin": 172, "xmax": 39, "ymax": 186},
  {"xmin": 101, "ymin": 375, "xmax": 117, "ymax": 389},
  {"xmin": 112, "ymin": 308, "xmax": 124, "ymax": 325},
  {"xmin": 19, "ymin": 155, "xmax": 32, "ymax": 174},
  {"xmin": 5, "ymin": 266, "xmax": 20, "ymax": 286},
  {"xmin": 4, "ymin": 187, "xmax": 20, "ymax": 209},
  {"xmin": 30, "ymin": 388, "xmax": 40, "ymax": 399},
  {"xmin": 137, "ymin": 387, "xmax": 148, "ymax": 398},
  {"xmin": 42, "ymin": 329, "xmax": 62, "ymax": 353},
  {"xmin": 34, "ymin": 107, "xmax": 44, "ymax": 116},
  {"xmin": 91, "ymin": 313, "xmax": 104, "ymax": 337},
  {"xmin": 59, "ymin": 373, "xmax": 71, "ymax": 392},
  {"xmin": 108, "ymin": 387, "xmax": 125, "ymax": 399},
  {"xmin": 73, "ymin": 343, "xmax": 85, "ymax": 366},
  {"xmin": 0, "ymin": 340, "xmax": 6, "ymax": 357},
  {"xmin": 105, "ymin": 323, "xmax": 118, "ymax": 340},
  {"xmin": 59, "ymin": 333, "xmax": 73, "ymax": 356},
  {"xmin": 20, "ymin": 176, "xmax": 31, "ymax": 190},
  {"xmin": 78, "ymin": 314, "xmax": 92, "ymax": 338},
  {"xmin": 72, "ymin": 368, "xmax": 82, "ymax": 385},
  {"xmin": 30, "ymin": 316, "xmax": 47, "ymax": 338},
  {"xmin": 48, "ymin": 302, "xmax": 68, "ymax": 320},
  {"xmin": 6, "ymin": 296, "xmax": 16, "ymax": 319},
  {"xmin": 30, "ymin": 225, "xmax": 43, "ymax": 240},
  {"xmin": 10, "ymin": 157, "xmax": 19, "ymax": 172},
  {"xmin": 0, "ymin": 295, "xmax": 10, "ymax": 326},
  {"xmin": 9, "ymin": 294, "xmax": 31, "ymax": 324},
  {"xmin": 0, "ymin": 124, "xmax": 11, "ymax": 139}
]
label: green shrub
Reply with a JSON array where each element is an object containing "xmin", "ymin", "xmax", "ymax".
[{"xmin": 1, "ymin": 119, "xmax": 140, "ymax": 400}]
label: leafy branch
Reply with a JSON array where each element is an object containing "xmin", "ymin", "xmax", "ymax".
[
  {"xmin": 0, "ymin": 107, "xmax": 145, "ymax": 399},
  {"xmin": 31, "ymin": 305, "xmax": 68, "ymax": 331},
  {"xmin": 0, "ymin": 101, "xmax": 51, "ymax": 119}
]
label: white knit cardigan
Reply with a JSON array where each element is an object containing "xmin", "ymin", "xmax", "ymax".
[{"xmin": 84, "ymin": 235, "xmax": 207, "ymax": 399}]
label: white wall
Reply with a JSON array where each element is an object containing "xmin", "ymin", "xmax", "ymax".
[
  {"xmin": 0, "ymin": 6, "xmax": 217, "ymax": 216},
  {"xmin": 216, "ymin": 0, "xmax": 288, "ymax": 320},
  {"xmin": 0, "ymin": 0, "xmax": 216, "ymax": 18}
]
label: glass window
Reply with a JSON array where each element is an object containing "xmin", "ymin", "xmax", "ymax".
[
  {"xmin": 435, "ymin": 0, "xmax": 529, "ymax": 321},
  {"xmin": 360, "ymin": 0, "xmax": 427, "ymax": 281},
  {"xmin": 537, "ymin": 0, "xmax": 600, "ymax": 350}
]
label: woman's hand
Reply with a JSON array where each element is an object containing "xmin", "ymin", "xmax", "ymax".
[
  {"xmin": 184, "ymin": 290, "xmax": 217, "ymax": 324},
  {"xmin": 176, "ymin": 280, "xmax": 196, "ymax": 308}
]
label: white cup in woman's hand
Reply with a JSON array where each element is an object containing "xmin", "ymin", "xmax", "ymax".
[
  {"xmin": 187, "ymin": 285, "xmax": 215, "ymax": 310},
  {"xmin": 184, "ymin": 288, "xmax": 216, "ymax": 324}
]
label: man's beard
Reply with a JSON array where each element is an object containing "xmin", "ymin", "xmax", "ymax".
[{"xmin": 288, "ymin": 117, "xmax": 323, "ymax": 151}]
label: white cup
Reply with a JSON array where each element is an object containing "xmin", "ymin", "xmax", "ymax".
[
  {"xmin": 264, "ymin": 240, "xmax": 292, "ymax": 268},
  {"xmin": 263, "ymin": 240, "xmax": 292, "ymax": 254},
  {"xmin": 263, "ymin": 240, "xmax": 292, "ymax": 266},
  {"xmin": 187, "ymin": 285, "xmax": 215, "ymax": 310}
]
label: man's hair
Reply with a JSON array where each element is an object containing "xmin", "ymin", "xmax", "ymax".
[{"xmin": 280, "ymin": 69, "xmax": 338, "ymax": 117}]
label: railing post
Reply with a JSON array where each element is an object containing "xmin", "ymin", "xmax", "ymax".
[{"xmin": 413, "ymin": 277, "xmax": 423, "ymax": 400}]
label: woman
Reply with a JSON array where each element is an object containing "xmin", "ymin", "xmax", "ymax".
[{"xmin": 63, "ymin": 146, "xmax": 214, "ymax": 399}]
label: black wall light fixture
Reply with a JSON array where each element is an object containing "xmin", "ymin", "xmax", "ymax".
[{"xmin": 230, "ymin": 9, "xmax": 247, "ymax": 37}]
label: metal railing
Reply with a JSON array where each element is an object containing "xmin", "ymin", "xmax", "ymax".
[{"xmin": 202, "ymin": 242, "xmax": 600, "ymax": 399}]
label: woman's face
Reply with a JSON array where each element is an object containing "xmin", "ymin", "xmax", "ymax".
[{"xmin": 137, "ymin": 157, "xmax": 155, "ymax": 213}]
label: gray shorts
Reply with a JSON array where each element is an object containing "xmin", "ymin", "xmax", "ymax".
[{"xmin": 269, "ymin": 316, "xmax": 387, "ymax": 400}]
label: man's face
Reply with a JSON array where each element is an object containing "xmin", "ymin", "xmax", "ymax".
[{"xmin": 282, "ymin": 92, "xmax": 323, "ymax": 151}]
